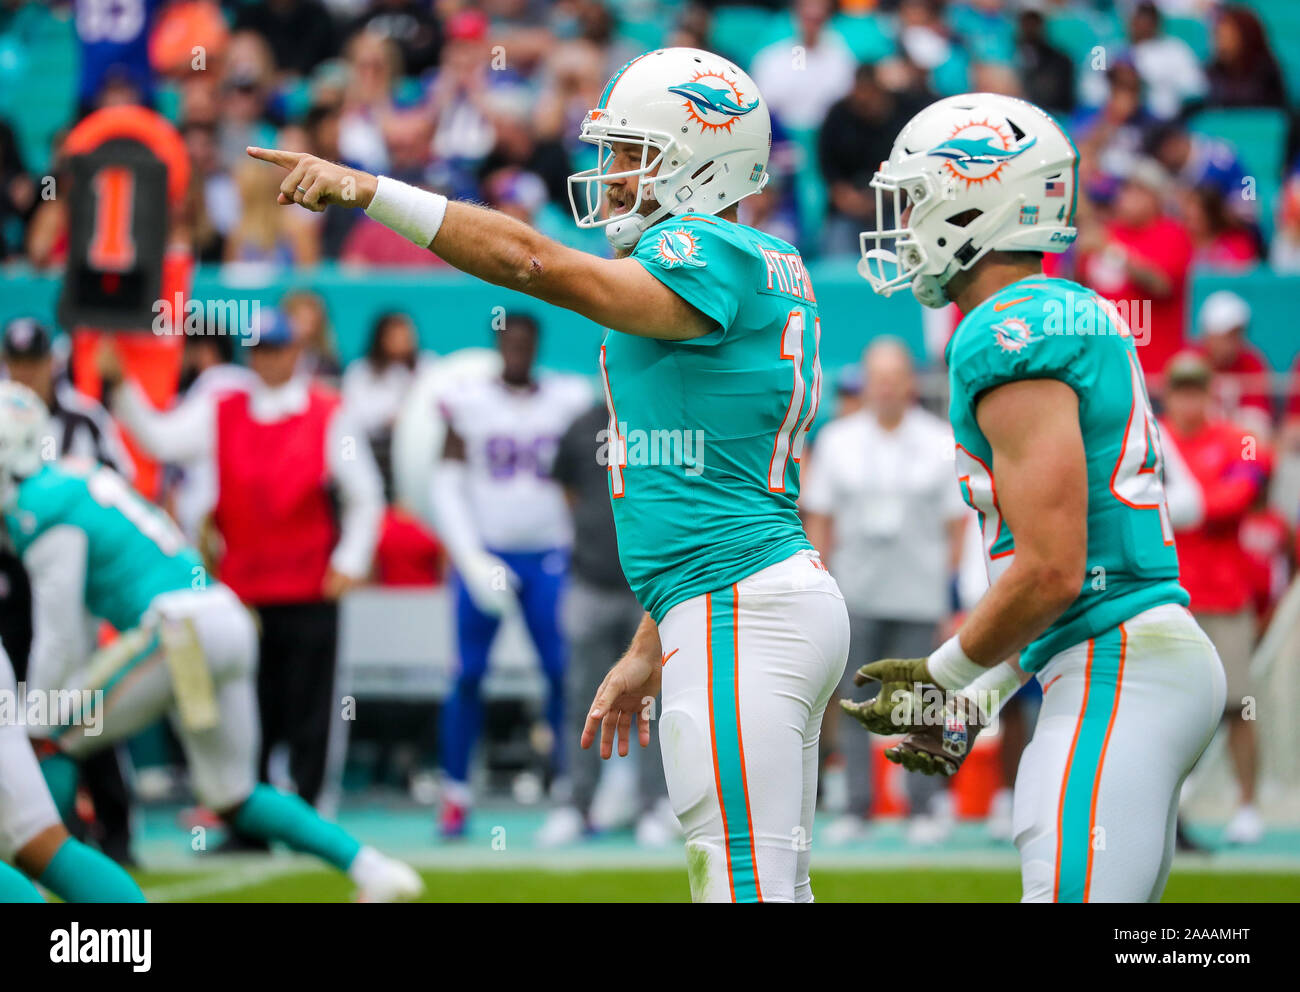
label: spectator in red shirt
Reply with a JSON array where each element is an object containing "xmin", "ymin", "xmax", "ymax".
[
  {"xmin": 1160, "ymin": 351, "xmax": 1268, "ymax": 844},
  {"xmin": 1182, "ymin": 185, "xmax": 1261, "ymax": 270},
  {"xmin": 1194, "ymin": 290, "xmax": 1275, "ymax": 437},
  {"xmin": 1281, "ymin": 352, "xmax": 1300, "ymax": 452},
  {"xmin": 1077, "ymin": 158, "xmax": 1194, "ymax": 378}
]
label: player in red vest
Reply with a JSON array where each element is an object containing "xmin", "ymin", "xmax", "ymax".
[{"xmin": 110, "ymin": 308, "xmax": 385, "ymax": 814}]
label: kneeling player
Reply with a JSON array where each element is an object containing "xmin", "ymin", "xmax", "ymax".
[{"xmin": 0, "ymin": 382, "xmax": 422, "ymax": 902}]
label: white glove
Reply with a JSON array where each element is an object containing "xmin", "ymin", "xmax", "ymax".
[
  {"xmin": 457, "ymin": 549, "xmax": 519, "ymax": 616},
  {"xmin": 429, "ymin": 459, "xmax": 519, "ymax": 614}
]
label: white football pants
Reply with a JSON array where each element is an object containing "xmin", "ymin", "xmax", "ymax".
[
  {"xmin": 657, "ymin": 550, "xmax": 849, "ymax": 903},
  {"xmin": 1014, "ymin": 604, "xmax": 1226, "ymax": 902}
]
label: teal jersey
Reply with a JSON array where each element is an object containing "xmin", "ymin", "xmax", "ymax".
[
  {"xmin": 947, "ymin": 275, "xmax": 1188, "ymax": 672},
  {"xmin": 4, "ymin": 461, "xmax": 202, "ymax": 632},
  {"xmin": 601, "ymin": 215, "xmax": 821, "ymax": 621}
]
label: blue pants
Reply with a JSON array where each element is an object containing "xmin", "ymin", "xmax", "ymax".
[{"xmin": 441, "ymin": 548, "xmax": 569, "ymax": 786}]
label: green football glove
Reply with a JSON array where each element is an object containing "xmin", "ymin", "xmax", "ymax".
[{"xmin": 838, "ymin": 656, "xmax": 935, "ymax": 735}]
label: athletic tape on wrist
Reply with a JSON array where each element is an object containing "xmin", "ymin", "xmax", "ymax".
[
  {"xmin": 365, "ymin": 175, "xmax": 447, "ymax": 248},
  {"xmin": 926, "ymin": 634, "xmax": 986, "ymax": 690}
]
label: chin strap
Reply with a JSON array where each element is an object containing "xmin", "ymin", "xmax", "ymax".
[
  {"xmin": 911, "ymin": 272, "xmax": 951, "ymax": 309},
  {"xmin": 605, "ymin": 213, "xmax": 650, "ymax": 251}
]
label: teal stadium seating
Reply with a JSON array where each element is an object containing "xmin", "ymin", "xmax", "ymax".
[
  {"xmin": 0, "ymin": 3, "xmax": 77, "ymax": 174},
  {"xmin": 1188, "ymin": 108, "xmax": 1288, "ymax": 242},
  {"xmin": 1248, "ymin": 0, "xmax": 1300, "ymax": 107},
  {"xmin": 3, "ymin": 265, "xmax": 1297, "ymax": 404}
]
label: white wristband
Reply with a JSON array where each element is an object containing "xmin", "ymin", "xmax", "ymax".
[
  {"xmin": 926, "ymin": 634, "xmax": 986, "ymax": 690},
  {"xmin": 365, "ymin": 175, "xmax": 447, "ymax": 248},
  {"xmin": 957, "ymin": 661, "xmax": 1023, "ymax": 722}
]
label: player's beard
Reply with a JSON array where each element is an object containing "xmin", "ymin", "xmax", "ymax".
[{"xmin": 607, "ymin": 186, "xmax": 660, "ymax": 258}]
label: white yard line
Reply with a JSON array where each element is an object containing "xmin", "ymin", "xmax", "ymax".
[
  {"xmin": 138, "ymin": 847, "xmax": 1300, "ymax": 893},
  {"xmin": 143, "ymin": 857, "xmax": 320, "ymax": 902}
]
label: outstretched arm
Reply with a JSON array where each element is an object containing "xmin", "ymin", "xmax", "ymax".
[{"xmin": 245, "ymin": 147, "xmax": 713, "ymax": 341}]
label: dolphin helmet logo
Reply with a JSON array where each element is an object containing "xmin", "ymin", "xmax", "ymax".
[
  {"xmin": 670, "ymin": 70, "xmax": 760, "ymax": 134},
  {"xmin": 927, "ymin": 118, "xmax": 1036, "ymax": 188}
]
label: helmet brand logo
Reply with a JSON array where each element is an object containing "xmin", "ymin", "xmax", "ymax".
[
  {"xmin": 927, "ymin": 119, "xmax": 1036, "ymax": 188},
  {"xmin": 668, "ymin": 70, "xmax": 759, "ymax": 134}
]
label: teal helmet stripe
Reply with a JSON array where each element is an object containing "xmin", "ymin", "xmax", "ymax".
[
  {"xmin": 597, "ymin": 51, "xmax": 653, "ymax": 110},
  {"xmin": 1043, "ymin": 108, "xmax": 1081, "ymax": 228}
]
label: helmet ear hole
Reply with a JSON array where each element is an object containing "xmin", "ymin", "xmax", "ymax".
[{"xmin": 946, "ymin": 208, "xmax": 982, "ymax": 228}]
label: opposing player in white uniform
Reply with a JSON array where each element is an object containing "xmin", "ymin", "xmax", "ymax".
[
  {"xmin": 844, "ymin": 93, "xmax": 1225, "ymax": 902},
  {"xmin": 247, "ymin": 47, "xmax": 848, "ymax": 901},
  {"xmin": 430, "ymin": 312, "xmax": 590, "ymax": 836},
  {"xmin": 0, "ymin": 383, "xmax": 422, "ymax": 902}
]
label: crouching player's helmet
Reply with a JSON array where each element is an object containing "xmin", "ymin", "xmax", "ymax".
[
  {"xmin": 569, "ymin": 47, "xmax": 771, "ymax": 251},
  {"xmin": 858, "ymin": 93, "xmax": 1078, "ymax": 308},
  {"xmin": 0, "ymin": 380, "xmax": 49, "ymax": 494}
]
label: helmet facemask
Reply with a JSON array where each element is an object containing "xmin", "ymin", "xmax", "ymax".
[
  {"xmin": 568, "ymin": 119, "xmax": 694, "ymax": 250},
  {"xmin": 857, "ymin": 170, "xmax": 937, "ymax": 303},
  {"xmin": 859, "ymin": 164, "xmax": 1027, "ymax": 309}
]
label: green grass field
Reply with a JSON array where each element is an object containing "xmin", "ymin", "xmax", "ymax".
[{"xmin": 133, "ymin": 865, "xmax": 1300, "ymax": 902}]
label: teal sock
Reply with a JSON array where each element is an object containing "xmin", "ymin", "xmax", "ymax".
[
  {"xmin": 39, "ymin": 838, "xmax": 145, "ymax": 903},
  {"xmin": 39, "ymin": 752, "xmax": 78, "ymax": 821},
  {"xmin": 230, "ymin": 785, "xmax": 362, "ymax": 871},
  {"xmin": 0, "ymin": 861, "xmax": 44, "ymax": 902}
]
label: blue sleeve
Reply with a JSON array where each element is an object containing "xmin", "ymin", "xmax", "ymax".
[{"xmin": 630, "ymin": 219, "xmax": 757, "ymax": 341}]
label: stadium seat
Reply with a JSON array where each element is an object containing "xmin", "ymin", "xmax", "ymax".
[
  {"xmin": 787, "ymin": 126, "xmax": 828, "ymax": 255},
  {"xmin": 1248, "ymin": 0, "xmax": 1300, "ymax": 103},
  {"xmin": 0, "ymin": 4, "xmax": 77, "ymax": 174},
  {"xmin": 1188, "ymin": 107, "xmax": 1288, "ymax": 242},
  {"xmin": 708, "ymin": 5, "xmax": 787, "ymax": 68},
  {"xmin": 1043, "ymin": 8, "xmax": 1124, "ymax": 71},
  {"xmin": 830, "ymin": 13, "xmax": 894, "ymax": 65},
  {"xmin": 1162, "ymin": 16, "xmax": 1211, "ymax": 63}
]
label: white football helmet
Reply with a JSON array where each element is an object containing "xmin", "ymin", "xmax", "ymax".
[
  {"xmin": 858, "ymin": 93, "xmax": 1078, "ymax": 308},
  {"xmin": 0, "ymin": 380, "xmax": 49, "ymax": 486},
  {"xmin": 568, "ymin": 47, "xmax": 771, "ymax": 251}
]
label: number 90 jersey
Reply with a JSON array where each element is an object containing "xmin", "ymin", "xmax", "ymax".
[
  {"xmin": 947, "ymin": 275, "xmax": 1188, "ymax": 673},
  {"xmin": 601, "ymin": 215, "xmax": 822, "ymax": 622},
  {"xmin": 3, "ymin": 462, "xmax": 200, "ymax": 633}
]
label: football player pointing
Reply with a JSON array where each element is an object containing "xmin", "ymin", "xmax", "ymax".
[
  {"xmin": 249, "ymin": 48, "xmax": 849, "ymax": 903},
  {"xmin": 844, "ymin": 93, "xmax": 1225, "ymax": 902}
]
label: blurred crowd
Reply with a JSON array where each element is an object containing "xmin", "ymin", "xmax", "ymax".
[
  {"xmin": 0, "ymin": 0, "xmax": 1295, "ymax": 851},
  {"xmin": 1, "ymin": 1, "xmax": 1299, "ymax": 399}
]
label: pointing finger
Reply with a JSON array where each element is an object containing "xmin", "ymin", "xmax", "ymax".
[{"xmin": 246, "ymin": 146, "xmax": 302, "ymax": 169}]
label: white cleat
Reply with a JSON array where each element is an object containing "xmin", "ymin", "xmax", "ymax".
[
  {"xmin": 906, "ymin": 815, "xmax": 952, "ymax": 846},
  {"xmin": 350, "ymin": 847, "xmax": 425, "ymax": 903},
  {"xmin": 635, "ymin": 800, "xmax": 680, "ymax": 848},
  {"xmin": 536, "ymin": 805, "xmax": 587, "ymax": 848},
  {"xmin": 821, "ymin": 814, "xmax": 869, "ymax": 846},
  {"xmin": 1223, "ymin": 805, "xmax": 1265, "ymax": 846}
]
